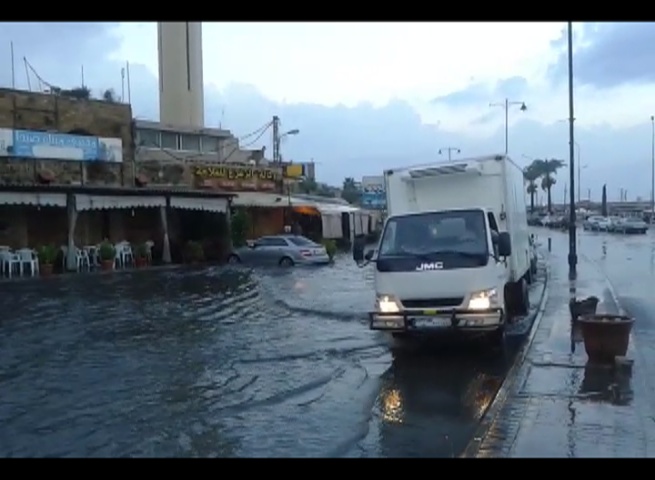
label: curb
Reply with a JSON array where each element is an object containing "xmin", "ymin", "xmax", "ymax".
[{"xmin": 460, "ymin": 258, "xmax": 550, "ymax": 458}]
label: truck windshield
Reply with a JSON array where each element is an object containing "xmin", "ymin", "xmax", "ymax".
[{"xmin": 378, "ymin": 210, "xmax": 489, "ymax": 259}]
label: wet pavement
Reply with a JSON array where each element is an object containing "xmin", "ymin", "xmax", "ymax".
[
  {"xmin": 0, "ymin": 251, "xmax": 545, "ymax": 458},
  {"xmin": 467, "ymin": 229, "xmax": 655, "ymax": 458}
]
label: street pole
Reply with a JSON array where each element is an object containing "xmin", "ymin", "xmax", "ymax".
[
  {"xmin": 272, "ymin": 115, "xmax": 280, "ymax": 163},
  {"xmin": 490, "ymin": 99, "xmax": 527, "ymax": 156},
  {"xmin": 567, "ymin": 21, "xmax": 577, "ymax": 279},
  {"xmin": 651, "ymin": 115, "xmax": 654, "ymax": 224},
  {"xmin": 439, "ymin": 147, "xmax": 460, "ymax": 161},
  {"xmin": 575, "ymin": 142, "xmax": 581, "ymax": 204}
]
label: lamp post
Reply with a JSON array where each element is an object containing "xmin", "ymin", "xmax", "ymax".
[
  {"xmin": 567, "ymin": 21, "xmax": 577, "ymax": 279},
  {"xmin": 438, "ymin": 147, "xmax": 460, "ymax": 161},
  {"xmin": 490, "ymin": 98, "xmax": 527, "ymax": 155}
]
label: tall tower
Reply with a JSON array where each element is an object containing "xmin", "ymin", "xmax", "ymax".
[{"xmin": 157, "ymin": 22, "xmax": 204, "ymax": 128}]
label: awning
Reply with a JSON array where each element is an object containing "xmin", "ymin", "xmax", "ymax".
[
  {"xmin": 232, "ymin": 192, "xmax": 316, "ymax": 208},
  {"xmin": 315, "ymin": 204, "xmax": 359, "ymax": 214},
  {"xmin": 0, "ymin": 192, "xmax": 67, "ymax": 207},
  {"xmin": 75, "ymin": 194, "xmax": 166, "ymax": 211},
  {"xmin": 169, "ymin": 196, "xmax": 227, "ymax": 212}
]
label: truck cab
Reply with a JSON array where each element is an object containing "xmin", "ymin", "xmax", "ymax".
[{"xmin": 353, "ymin": 155, "xmax": 532, "ymax": 350}]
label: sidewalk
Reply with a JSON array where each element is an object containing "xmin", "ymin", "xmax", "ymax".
[{"xmin": 466, "ymin": 247, "xmax": 655, "ymax": 457}]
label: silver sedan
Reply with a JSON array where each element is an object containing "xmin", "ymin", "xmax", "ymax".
[{"xmin": 227, "ymin": 235, "xmax": 330, "ymax": 267}]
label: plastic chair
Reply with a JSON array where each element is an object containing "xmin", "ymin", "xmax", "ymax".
[
  {"xmin": 0, "ymin": 250, "xmax": 23, "ymax": 277},
  {"xmin": 16, "ymin": 248, "xmax": 39, "ymax": 276}
]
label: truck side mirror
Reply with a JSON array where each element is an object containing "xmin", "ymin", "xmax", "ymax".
[
  {"xmin": 496, "ymin": 231, "xmax": 512, "ymax": 257},
  {"xmin": 353, "ymin": 237, "xmax": 365, "ymax": 263}
]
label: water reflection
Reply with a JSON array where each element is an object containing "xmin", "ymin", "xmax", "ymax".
[
  {"xmin": 579, "ymin": 363, "xmax": 633, "ymax": 406},
  {"xmin": 376, "ymin": 347, "xmax": 506, "ymax": 458}
]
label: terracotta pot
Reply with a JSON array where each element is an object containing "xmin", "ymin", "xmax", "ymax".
[
  {"xmin": 40, "ymin": 263, "xmax": 53, "ymax": 276},
  {"xmin": 569, "ymin": 296, "xmax": 600, "ymax": 321},
  {"xmin": 101, "ymin": 260, "xmax": 114, "ymax": 271},
  {"xmin": 579, "ymin": 314, "xmax": 634, "ymax": 364},
  {"xmin": 135, "ymin": 257, "xmax": 147, "ymax": 268}
]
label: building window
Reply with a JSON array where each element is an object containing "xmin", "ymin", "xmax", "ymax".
[
  {"xmin": 137, "ymin": 129, "xmax": 160, "ymax": 147},
  {"xmin": 201, "ymin": 135, "xmax": 218, "ymax": 153},
  {"xmin": 180, "ymin": 134, "xmax": 200, "ymax": 151},
  {"xmin": 161, "ymin": 132, "xmax": 178, "ymax": 149}
]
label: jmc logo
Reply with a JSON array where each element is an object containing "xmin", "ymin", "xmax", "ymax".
[{"xmin": 416, "ymin": 262, "xmax": 444, "ymax": 271}]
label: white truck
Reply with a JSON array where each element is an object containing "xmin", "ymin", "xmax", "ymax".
[{"xmin": 353, "ymin": 154, "xmax": 533, "ymax": 350}]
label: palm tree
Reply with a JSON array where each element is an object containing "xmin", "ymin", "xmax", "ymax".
[
  {"xmin": 341, "ymin": 177, "xmax": 361, "ymax": 205},
  {"xmin": 523, "ymin": 164, "xmax": 540, "ymax": 213},
  {"xmin": 533, "ymin": 158, "xmax": 565, "ymax": 213}
]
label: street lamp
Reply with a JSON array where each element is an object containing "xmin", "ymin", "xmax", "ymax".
[
  {"xmin": 489, "ymin": 98, "xmax": 527, "ymax": 155},
  {"xmin": 567, "ymin": 21, "xmax": 577, "ymax": 279},
  {"xmin": 438, "ymin": 146, "xmax": 460, "ymax": 161}
]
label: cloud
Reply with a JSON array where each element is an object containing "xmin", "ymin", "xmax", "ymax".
[
  {"xmin": 549, "ymin": 22, "xmax": 655, "ymax": 89},
  {"xmin": 0, "ymin": 22, "xmax": 654, "ymax": 201}
]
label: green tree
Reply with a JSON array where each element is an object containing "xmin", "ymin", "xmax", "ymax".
[
  {"xmin": 528, "ymin": 158, "xmax": 565, "ymax": 213},
  {"xmin": 230, "ymin": 209, "xmax": 251, "ymax": 247},
  {"xmin": 523, "ymin": 163, "xmax": 540, "ymax": 213},
  {"xmin": 341, "ymin": 177, "xmax": 361, "ymax": 205}
]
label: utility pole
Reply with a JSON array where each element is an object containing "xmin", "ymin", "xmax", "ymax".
[
  {"xmin": 272, "ymin": 115, "xmax": 280, "ymax": 163},
  {"xmin": 567, "ymin": 21, "xmax": 577, "ymax": 279},
  {"xmin": 438, "ymin": 147, "xmax": 460, "ymax": 161}
]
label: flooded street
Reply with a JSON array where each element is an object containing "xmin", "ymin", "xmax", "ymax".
[{"xmin": 1, "ymin": 252, "xmax": 542, "ymax": 457}]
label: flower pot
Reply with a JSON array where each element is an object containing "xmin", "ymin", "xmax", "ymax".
[
  {"xmin": 40, "ymin": 263, "xmax": 53, "ymax": 276},
  {"xmin": 135, "ymin": 257, "xmax": 147, "ymax": 268},
  {"xmin": 101, "ymin": 260, "xmax": 114, "ymax": 271},
  {"xmin": 578, "ymin": 314, "xmax": 634, "ymax": 364}
]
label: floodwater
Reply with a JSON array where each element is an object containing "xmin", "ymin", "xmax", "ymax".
[{"xmin": 0, "ymin": 253, "xmax": 543, "ymax": 457}]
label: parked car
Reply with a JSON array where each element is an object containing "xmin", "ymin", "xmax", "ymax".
[
  {"xmin": 583, "ymin": 215, "xmax": 604, "ymax": 231},
  {"xmin": 227, "ymin": 234, "xmax": 330, "ymax": 267},
  {"xmin": 606, "ymin": 216, "xmax": 624, "ymax": 233},
  {"xmin": 594, "ymin": 217, "xmax": 612, "ymax": 232},
  {"xmin": 614, "ymin": 217, "xmax": 648, "ymax": 234}
]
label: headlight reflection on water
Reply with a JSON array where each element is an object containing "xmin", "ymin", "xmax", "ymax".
[{"xmin": 380, "ymin": 388, "xmax": 404, "ymax": 424}]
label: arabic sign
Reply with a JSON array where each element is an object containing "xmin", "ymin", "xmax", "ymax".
[
  {"xmin": 361, "ymin": 175, "xmax": 386, "ymax": 209},
  {"xmin": 0, "ymin": 128, "xmax": 123, "ymax": 162},
  {"xmin": 193, "ymin": 165, "xmax": 282, "ymax": 192}
]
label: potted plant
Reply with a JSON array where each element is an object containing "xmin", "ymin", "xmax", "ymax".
[
  {"xmin": 134, "ymin": 243, "xmax": 149, "ymax": 268},
  {"xmin": 98, "ymin": 241, "xmax": 116, "ymax": 271},
  {"xmin": 578, "ymin": 313, "xmax": 635, "ymax": 364},
  {"xmin": 321, "ymin": 239, "xmax": 337, "ymax": 262},
  {"xmin": 183, "ymin": 240, "xmax": 204, "ymax": 264},
  {"xmin": 36, "ymin": 244, "xmax": 58, "ymax": 276}
]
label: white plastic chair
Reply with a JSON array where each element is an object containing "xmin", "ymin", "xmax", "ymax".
[
  {"xmin": 0, "ymin": 250, "xmax": 22, "ymax": 277},
  {"xmin": 145, "ymin": 240, "xmax": 154, "ymax": 264},
  {"xmin": 114, "ymin": 243, "xmax": 134, "ymax": 268},
  {"xmin": 61, "ymin": 246, "xmax": 90, "ymax": 271},
  {"xmin": 16, "ymin": 248, "xmax": 39, "ymax": 276}
]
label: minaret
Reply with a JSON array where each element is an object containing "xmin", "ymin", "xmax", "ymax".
[{"xmin": 157, "ymin": 22, "xmax": 204, "ymax": 127}]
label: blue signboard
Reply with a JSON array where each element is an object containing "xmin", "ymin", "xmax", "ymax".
[
  {"xmin": 12, "ymin": 129, "xmax": 100, "ymax": 161},
  {"xmin": 362, "ymin": 191, "xmax": 386, "ymax": 209}
]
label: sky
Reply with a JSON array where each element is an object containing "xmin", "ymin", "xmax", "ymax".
[{"xmin": 1, "ymin": 21, "xmax": 655, "ymax": 202}]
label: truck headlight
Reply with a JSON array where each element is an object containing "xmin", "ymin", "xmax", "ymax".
[
  {"xmin": 377, "ymin": 295, "xmax": 401, "ymax": 313},
  {"xmin": 467, "ymin": 288, "xmax": 498, "ymax": 310}
]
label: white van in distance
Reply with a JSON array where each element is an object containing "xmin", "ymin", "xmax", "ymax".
[{"xmin": 353, "ymin": 155, "xmax": 533, "ymax": 350}]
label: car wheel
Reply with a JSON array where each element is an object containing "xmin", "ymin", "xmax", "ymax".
[
  {"xmin": 279, "ymin": 257, "xmax": 294, "ymax": 267},
  {"xmin": 227, "ymin": 254, "xmax": 241, "ymax": 264}
]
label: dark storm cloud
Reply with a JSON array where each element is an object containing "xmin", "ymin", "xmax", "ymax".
[{"xmin": 549, "ymin": 22, "xmax": 655, "ymax": 89}]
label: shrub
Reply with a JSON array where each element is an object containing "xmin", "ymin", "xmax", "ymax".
[{"xmin": 322, "ymin": 239, "xmax": 337, "ymax": 261}]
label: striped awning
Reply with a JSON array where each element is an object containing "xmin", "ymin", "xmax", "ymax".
[
  {"xmin": 75, "ymin": 194, "xmax": 167, "ymax": 211},
  {"xmin": 0, "ymin": 192, "xmax": 67, "ymax": 207},
  {"xmin": 169, "ymin": 196, "xmax": 228, "ymax": 212}
]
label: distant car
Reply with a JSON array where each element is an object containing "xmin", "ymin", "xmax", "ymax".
[
  {"xmin": 614, "ymin": 217, "xmax": 648, "ymax": 234},
  {"xmin": 227, "ymin": 234, "xmax": 330, "ymax": 267},
  {"xmin": 583, "ymin": 215, "xmax": 604, "ymax": 231},
  {"xmin": 606, "ymin": 216, "xmax": 624, "ymax": 232},
  {"xmin": 594, "ymin": 217, "xmax": 612, "ymax": 232}
]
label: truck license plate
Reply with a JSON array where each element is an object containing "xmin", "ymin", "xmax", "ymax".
[{"xmin": 413, "ymin": 317, "xmax": 451, "ymax": 328}]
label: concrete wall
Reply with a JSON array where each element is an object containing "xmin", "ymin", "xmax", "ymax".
[{"xmin": 158, "ymin": 22, "xmax": 204, "ymax": 127}]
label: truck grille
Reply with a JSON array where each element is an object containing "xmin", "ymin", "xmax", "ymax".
[{"xmin": 401, "ymin": 298, "xmax": 464, "ymax": 309}]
